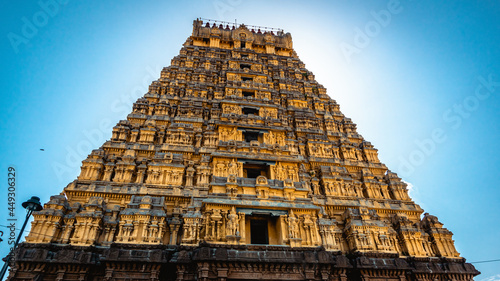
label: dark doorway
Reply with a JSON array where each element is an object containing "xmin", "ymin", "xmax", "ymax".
[
  {"xmin": 243, "ymin": 163, "xmax": 269, "ymax": 178},
  {"xmin": 250, "ymin": 219, "xmax": 269, "ymax": 244},
  {"xmin": 245, "ymin": 168, "xmax": 262, "ymax": 178},
  {"xmin": 242, "ymin": 90, "xmax": 254, "ymax": 97},
  {"xmin": 242, "ymin": 107, "xmax": 259, "ymax": 115},
  {"xmin": 243, "ymin": 131, "xmax": 259, "ymax": 142}
]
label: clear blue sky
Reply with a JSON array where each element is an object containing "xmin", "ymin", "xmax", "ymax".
[{"xmin": 0, "ymin": 1, "xmax": 498, "ymax": 279}]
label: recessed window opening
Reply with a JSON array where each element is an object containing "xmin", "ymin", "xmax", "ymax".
[
  {"xmin": 242, "ymin": 107, "xmax": 259, "ymax": 115},
  {"xmin": 243, "ymin": 164, "xmax": 269, "ymax": 179},
  {"xmin": 246, "ymin": 168, "xmax": 262, "ymax": 178},
  {"xmin": 241, "ymin": 76, "xmax": 253, "ymax": 82},
  {"xmin": 242, "ymin": 91, "xmax": 254, "ymax": 97},
  {"xmin": 240, "ymin": 64, "xmax": 251, "ymax": 70},
  {"xmin": 241, "ymin": 54, "xmax": 249, "ymax": 58},
  {"xmin": 250, "ymin": 219, "xmax": 269, "ymax": 245},
  {"xmin": 243, "ymin": 131, "xmax": 259, "ymax": 142},
  {"xmin": 241, "ymin": 41, "xmax": 246, "ymax": 48}
]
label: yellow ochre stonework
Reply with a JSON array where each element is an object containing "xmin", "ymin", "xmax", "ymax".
[{"xmin": 10, "ymin": 19, "xmax": 478, "ymax": 281}]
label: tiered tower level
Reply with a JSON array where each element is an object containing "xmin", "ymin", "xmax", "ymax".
[{"xmin": 11, "ymin": 20, "xmax": 478, "ymax": 281}]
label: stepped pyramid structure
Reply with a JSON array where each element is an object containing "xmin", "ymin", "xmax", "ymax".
[{"xmin": 9, "ymin": 19, "xmax": 478, "ymax": 281}]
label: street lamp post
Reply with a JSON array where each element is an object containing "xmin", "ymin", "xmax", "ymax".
[{"xmin": 0, "ymin": 196, "xmax": 43, "ymax": 280}]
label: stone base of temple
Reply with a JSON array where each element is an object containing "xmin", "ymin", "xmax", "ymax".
[{"xmin": 7, "ymin": 243, "xmax": 479, "ymax": 281}]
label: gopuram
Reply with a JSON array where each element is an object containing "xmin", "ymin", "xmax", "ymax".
[{"xmin": 7, "ymin": 19, "xmax": 479, "ymax": 281}]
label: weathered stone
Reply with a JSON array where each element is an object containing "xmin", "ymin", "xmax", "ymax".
[{"xmin": 8, "ymin": 19, "xmax": 478, "ymax": 281}]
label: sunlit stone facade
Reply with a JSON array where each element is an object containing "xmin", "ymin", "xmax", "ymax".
[{"xmin": 9, "ymin": 19, "xmax": 479, "ymax": 281}]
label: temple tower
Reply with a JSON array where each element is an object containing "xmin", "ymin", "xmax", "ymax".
[{"xmin": 8, "ymin": 19, "xmax": 479, "ymax": 281}]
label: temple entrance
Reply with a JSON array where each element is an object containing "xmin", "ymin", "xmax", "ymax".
[
  {"xmin": 250, "ymin": 219, "xmax": 269, "ymax": 244},
  {"xmin": 238, "ymin": 208, "xmax": 286, "ymax": 245}
]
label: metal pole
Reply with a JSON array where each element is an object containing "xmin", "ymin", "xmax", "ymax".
[{"xmin": 0, "ymin": 209, "xmax": 33, "ymax": 280}]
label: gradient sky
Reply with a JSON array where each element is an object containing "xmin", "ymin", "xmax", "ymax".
[{"xmin": 0, "ymin": 1, "xmax": 499, "ymax": 280}]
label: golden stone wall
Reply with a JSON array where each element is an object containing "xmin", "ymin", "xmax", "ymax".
[{"xmin": 25, "ymin": 20, "xmax": 461, "ymax": 261}]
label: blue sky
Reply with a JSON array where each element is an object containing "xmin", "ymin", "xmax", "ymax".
[{"xmin": 0, "ymin": 0, "xmax": 499, "ymax": 279}]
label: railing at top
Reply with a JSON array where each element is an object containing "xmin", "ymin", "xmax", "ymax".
[{"xmin": 198, "ymin": 18, "xmax": 285, "ymax": 35}]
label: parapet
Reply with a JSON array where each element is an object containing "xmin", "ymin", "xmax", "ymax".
[{"xmin": 188, "ymin": 18, "xmax": 294, "ymax": 56}]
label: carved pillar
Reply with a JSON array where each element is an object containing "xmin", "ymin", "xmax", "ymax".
[
  {"xmin": 185, "ymin": 166, "xmax": 195, "ymax": 187},
  {"xmin": 169, "ymin": 217, "xmax": 181, "ymax": 245}
]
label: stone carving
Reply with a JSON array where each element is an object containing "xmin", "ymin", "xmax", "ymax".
[
  {"xmin": 286, "ymin": 211, "xmax": 300, "ymax": 239},
  {"xmin": 115, "ymin": 196, "xmax": 166, "ymax": 244},
  {"xmin": 204, "ymin": 209, "xmax": 223, "ymax": 241},
  {"xmin": 69, "ymin": 197, "xmax": 106, "ymax": 246},
  {"xmin": 17, "ymin": 18, "xmax": 476, "ymax": 281},
  {"xmin": 222, "ymin": 104, "xmax": 242, "ymax": 115},
  {"xmin": 272, "ymin": 162, "xmax": 298, "ymax": 181},
  {"xmin": 342, "ymin": 208, "xmax": 401, "ymax": 253},
  {"xmin": 185, "ymin": 165, "xmax": 195, "ymax": 186},
  {"xmin": 263, "ymin": 131, "xmax": 286, "ymax": 146},
  {"xmin": 317, "ymin": 215, "xmax": 341, "ymax": 250},
  {"xmin": 195, "ymin": 160, "xmax": 211, "ymax": 186},
  {"xmin": 260, "ymin": 107, "xmax": 278, "ymax": 119},
  {"xmin": 181, "ymin": 208, "xmax": 202, "ymax": 245},
  {"xmin": 226, "ymin": 207, "xmax": 239, "ymax": 236},
  {"xmin": 219, "ymin": 126, "xmax": 241, "ymax": 142}
]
